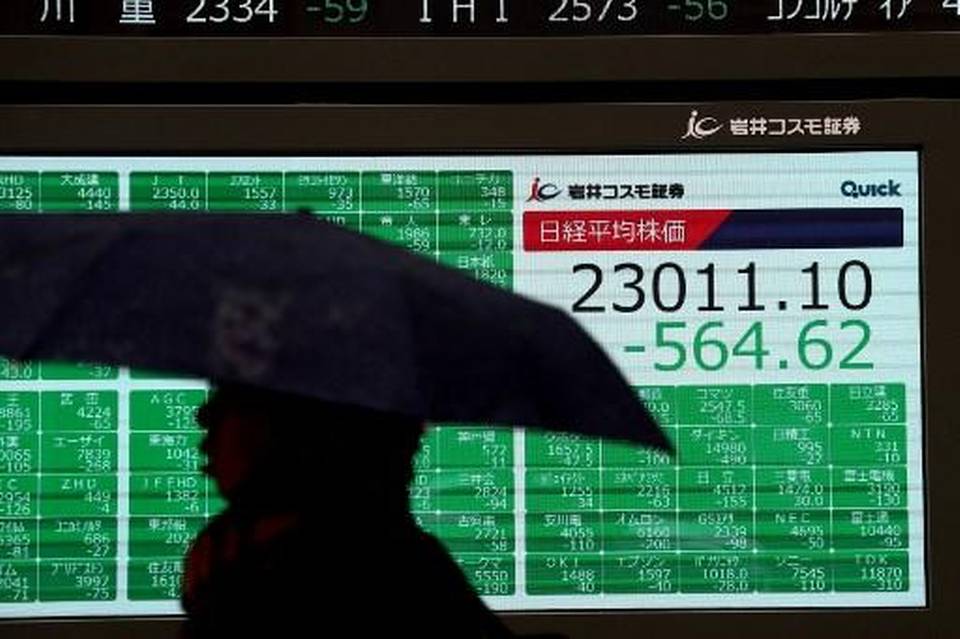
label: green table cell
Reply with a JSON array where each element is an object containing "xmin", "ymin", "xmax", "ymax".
[
  {"xmin": 38, "ymin": 559, "xmax": 115, "ymax": 601},
  {"xmin": 363, "ymin": 213, "xmax": 437, "ymax": 257},
  {"xmin": 474, "ymin": 270, "xmax": 512, "ymax": 291},
  {"xmin": 41, "ymin": 391, "xmax": 118, "ymax": 432},
  {"xmin": 754, "ymin": 426, "xmax": 827, "ymax": 467},
  {"xmin": 39, "ymin": 518, "xmax": 115, "ymax": 559},
  {"xmin": 0, "ymin": 172, "xmax": 39, "ymax": 212},
  {"xmin": 40, "ymin": 433, "xmax": 116, "ymax": 474},
  {"xmin": 285, "ymin": 172, "xmax": 359, "ymax": 214},
  {"xmin": 434, "ymin": 513, "xmax": 514, "ymax": 554},
  {"xmin": 128, "ymin": 558, "xmax": 184, "ymax": 601},
  {"xmin": 755, "ymin": 510, "xmax": 830, "ymax": 551},
  {"xmin": 831, "ymin": 425, "xmax": 906, "ymax": 465},
  {"xmin": 0, "ymin": 359, "xmax": 39, "ymax": 381},
  {"xmin": 526, "ymin": 512, "xmax": 601, "ymax": 554},
  {"xmin": 455, "ymin": 554, "xmax": 515, "ymax": 597},
  {"xmin": 39, "ymin": 362, "xmax": 118, "ymax": 380},
  {"xmin": 129, "ymin": 368, "xmax": 195, "ymax": 380},
  {"xmin": 677, "ymin": 427, "xmax": 752, "ymax": 466},
  {"xmin": 833, "ymin": 467, "xmax": 907, "ymax": 509},
  {"xmin": 0, "ymin": 433, "xmax": 38, "ymax": 474},
  {"xmin": 208, "ymin": 172, "xmax": 283, "ymax": 212},
  {"xmin": 361, "ymin": 172, "xmax": 437, "ymax": 212},
  {"xmin": 436, "ymin": 470, "xmax": 513, "ymax": 512},
  {"xmin": 753, "ymin": 384, "xmax": 828, "ymax": 426},
  {"xmin": 0, "ymin": 561, "xmax": 37, "ymax": 602},
  {"xmin": 40, "ymin": 475, "xmax": 116, "ymax": 517},
  {"xmin": 0, "ymin": 393, "xmax": 39, "ymax": 433},
  {"xmin": 756, "ymin": 552, "xmax": 832, "ymax": 593},
  {"xmin": 833, "ymin": 509, "xmax": 907, "ymax": 550},
  {"xmin": 409, "ymin": 471, "xmax": 436, "ymax": 513},
  {"xmin": 131, "ymin": 432, "xmax": 203, "ymax": 473},
  {"xmin": 129, "ymin": 516, "xmax": 205, "ymax": 558},
  {"xmin": 604, "ymin": 511, "xmax": 676, "ymax": 553},
  {"xmin": 603, "ymin": 435, "xmax": 677, "ymax": 468},
  {"xmin": 0, "ymin": 476, "xmax": 37, "ymax": 518},
  {"xmin": 634, "ymin": 386, "xmax": 679, "ymax": 426},
  {"xmin": 0, "ymin": 519, "xmax": 36, "ymax": 560},
  {"xmin": 438, "ymin": 252, "xmax": 513, "ymax": 290},
  {"xmin": 207, "ymin": 480, "xmax": 226, "ymax": 515},
  {"xmin": 436, "ymin": 426, "xmax": 513, "ymax": 469},
  {"xmin": 130, "ymin": 172, "xmax": 206, "ymax": 212},
  {"xmin": 678, "ymin": 510, "xmax": 753, "ymax": 551},
  {"xmin": 525, "ymin": 432, "xmax": 599, "ymax": 469},
  {"xmin": 526, "ymin": 553, "xmax": 602, "ymax": 595},
  {"xmin": 679, "ymin": 553, "xmax": 754, "ymax": 593},
  {"xmin": 756, "ymin": 468, "xmax": 829, "ymax": 510},
  {"xmin": 678, "ymin": 467, "xmax": 754, "ymax": 511},
  {"xmin": 438, "ymin": 211, "xmax": 512, "ymax": 252},
  {"xmin": 41, "ymin": 172, "xmax": 118, "ymax": 212},
  {"xmin": 130, "ymin": 474, "xmax": 205, "ymax": 516},
  {"xmin": 413, "ymin": 429, "xmax": 439, "ymax": 471},
  {"xmin": 833, "ymin": 551, "xmax": 908, "ymax": 592},
  {"xmin": 525, "ymin": 470, "xmax": 599, "ymax": 512},
  {"xmin": 677, "ymin": 385, "xmax": 752, "ymax": 425},
  {"xmin": 438, "ymin": 171, "xmax": 512, "ymax": 212},
  {"xmin": 130, "ymin": 390, "xmax": 207, "ymax": 431},
  {"xmin": 831, "ymin": 383, "xmax": 906, "ymax": 424},
  {"xmin": 602, "ymin": 468, "xmax": 675, "ymax": 511},
  {"xmin": 604, "ymin": 553, "xmax": 679, "ymax": 594}
]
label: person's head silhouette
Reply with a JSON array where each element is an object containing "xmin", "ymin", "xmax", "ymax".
[
  {"xmin": 195, "ymin": 384, "xmax": 425, "ymax": 511},
  {"xmin": 183, "ymin": 385, "xmax": 520, "ymax": 638}
]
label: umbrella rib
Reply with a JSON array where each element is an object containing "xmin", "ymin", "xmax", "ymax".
[{"xmin": 17, "ymin": 226, "xmax": 130, "ymax": 362}]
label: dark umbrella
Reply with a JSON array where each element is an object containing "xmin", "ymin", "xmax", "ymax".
[{"xmin": 0, "ymin": 213, "xmax": 670, "ymax": 450}]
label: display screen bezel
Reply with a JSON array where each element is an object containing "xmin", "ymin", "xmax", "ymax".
[{"xmin": 0, "ymin": 100, "xmax": 952, "ymax": 639}]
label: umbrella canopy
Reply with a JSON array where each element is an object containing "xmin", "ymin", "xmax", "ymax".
[{"xmin": 0, "ymin": 213, "xmax": 670, "ymax": 450}]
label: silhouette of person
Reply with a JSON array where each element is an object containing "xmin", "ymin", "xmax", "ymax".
[{"xmin": 180, "ymin": 385, "xmax": 517, "ymax": 638}]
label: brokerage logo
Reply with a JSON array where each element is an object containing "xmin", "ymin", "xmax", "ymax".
[
  {"xmin": 680, "ymin": 109, "xmax": 864, "ymax": 140},
  {"xmin": 526, "ymin": 177, "xmax": 562, "ymax": 203},
  {"xmin": 681, "ymin": 110, "xmax": 724, "ymax": 140}
]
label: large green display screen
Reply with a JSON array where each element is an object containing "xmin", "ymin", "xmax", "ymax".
[{"xmin": 0, "ymin": 152, "xmax": 924, "ymax": 615}]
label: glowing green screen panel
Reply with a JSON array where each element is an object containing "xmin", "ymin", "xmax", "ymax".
[{"xmin": 0, "ymin": 152, "xmax": 923, "ymax": 615}]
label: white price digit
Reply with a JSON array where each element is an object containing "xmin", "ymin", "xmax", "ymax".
[
  {"xmin": 255, "ymin": 0, "xmax": 279, "ymax": 21},
  {"xmin": 618, "ymin": 0, "xmax": 639, "ymax": 21},
  {"xmin": 186, "ymin": 0, "xmax": 207, "ymax": 22},
  {"xmin": 234, "ymin": 0, "xmax": 254, "ymax": 22},
  {"xmin": 571, "ymin": 0, "xmax": 592, "ymax": 20},
  {"xmin": 210, "ymin": 0, "xmax": 231, "ymax": 23},
  {"xmin": 597, "ymin": 0, "xmax": 616, "ymax": 20},
  {"xmin": 945, "ymin": 0, "xmax": 960, "ymax": 14},
  {"xmin": 548, "ymin": 0, "xmax": 568, "ymax": 21}
]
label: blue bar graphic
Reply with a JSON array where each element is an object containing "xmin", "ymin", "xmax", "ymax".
[{"xmin": 701, "ymin": 208, "xmax": 903, "ymax": 249}]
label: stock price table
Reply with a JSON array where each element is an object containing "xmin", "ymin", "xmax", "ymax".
[{"xmin": 0, "ymin": 152, "xmax": 923, "ymax": 615}]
